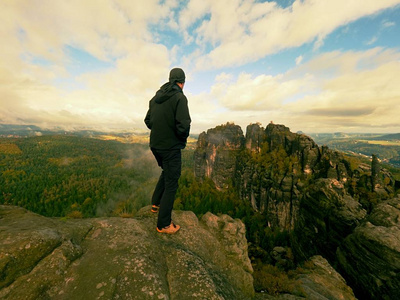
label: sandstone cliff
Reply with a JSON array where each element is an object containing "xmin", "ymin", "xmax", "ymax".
[
  {"xmin": 0, "ymin": 205, "xmax": 254, "ymax": 299},
  {"xmin": 194, "ymin": 123, "xmax": 394, "ymax": 248},
  {"xmin": 194, "ymin": 122, "xmax": 399, "ymax": 299},
  {"xmin": 195, "ymin": 123, "xmax": 394, "ymax": 230}
]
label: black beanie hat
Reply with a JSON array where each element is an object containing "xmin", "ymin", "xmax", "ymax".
[{"xmin": 169, "ymin": 68, "xmax": 185, "ymax": 83}]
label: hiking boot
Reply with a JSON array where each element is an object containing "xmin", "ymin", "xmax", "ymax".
[
  {"xmin": 157, "ymin": 222, "xmax": 180, "ymax": 234},
  {"xmin": 151, "ymin": 205, "xmax": 160, "ymax": 213}
]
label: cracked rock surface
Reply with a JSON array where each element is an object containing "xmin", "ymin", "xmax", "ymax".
[{"xmin": 0, "ymin": 205, "xmax": 254, "ymax": 300}]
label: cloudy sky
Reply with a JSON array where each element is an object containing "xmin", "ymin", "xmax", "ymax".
[{"xmin": 1, "ymin": 0, "xmax": 400, "ymax": 134}]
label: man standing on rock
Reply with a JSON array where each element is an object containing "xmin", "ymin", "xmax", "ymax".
[{"xmin": 144, "ymin": 68, "xmax": 191, "ymax": 234}]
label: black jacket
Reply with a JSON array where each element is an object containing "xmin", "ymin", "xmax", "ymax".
[{"xmin": 144, "ymin": 83, "xmax": 191, "ymax": 149}]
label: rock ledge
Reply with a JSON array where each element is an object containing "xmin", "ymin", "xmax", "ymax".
[{"xmin": 0, "ymin": 205, "xmax": 254, "ymax": 300}]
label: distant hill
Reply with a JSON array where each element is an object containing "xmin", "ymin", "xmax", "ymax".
[
  {"xmin": 0, "ymin": 123, "xmax": 146, "ymax": 140},
  {"xmin": 306, "ymin": 132, "xmax": 400, "ymax": 168},
  {"xmin": 371, "ymin": 133, "xmax": 400, "ymax": 140},
  {"xmin": 0, "ymin": 124, "xmax": 75, "ymax": 137},
  {"xmin": 0, "ymin": 124, "xmax": 198, "ymax": 147},
  {"xmin": 0, "ymin": 124, "xmax": 42, "ymax": 135},
  {"xmin": 0, "ymin": 124, "xmax": 40, "ymax": 130}
]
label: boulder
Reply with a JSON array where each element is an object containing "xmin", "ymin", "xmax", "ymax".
[
  {"xmin": 293, "ymin": 256, "xmax": 356, "ymax": 300},
  {"xmin": 0, "ymin": 205, "xmax": 254, "ymax": 300},
  {"xmin": 337, "ymin": 196, "xmax": 400, "ymax": 300},
  {"xmin": 254, "ymin": 256, "xmax": 356, "ymax": 300}
]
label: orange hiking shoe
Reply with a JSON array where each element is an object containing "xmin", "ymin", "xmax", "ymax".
[
  {"xmin": 156, "ymin": 222, "xmax": 181, "ymax": 234},
  {"xmin": 151, "ymin": 205, "xmax": 160, "ymax": 213}
]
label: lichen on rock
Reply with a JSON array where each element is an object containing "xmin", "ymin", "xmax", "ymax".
[{"xmin": 0, "ymin": 205, "xmax": 254, "ymax": 300}]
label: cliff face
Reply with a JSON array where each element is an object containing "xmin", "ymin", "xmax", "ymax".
[
  {"xmin": 195, "ymin": 123, "xmax": 244, "ymax": 190},
  {"xmin": 194, "ymin": 122, "xmax": 399, "ymax": 299},
  {"xmin": 0, "ymin": 205, "xmax": 254, "ymax": 300},
  {"xmin": 195, "ymin": 122, "xmax": 394, "ymax": 231},
  {"xmin": 337, "ymin": 196, "xmax": 400, "ymax": 300}
]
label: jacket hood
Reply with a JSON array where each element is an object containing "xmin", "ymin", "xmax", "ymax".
[
  {"xmin": 169, "ymin": 68, "xmax": 185, "ymax": 84},
  {"xmin": 154, "ymin": 82, "xmax": 182, "ymax": 104}
]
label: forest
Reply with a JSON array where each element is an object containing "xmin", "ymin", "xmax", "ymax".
[{"xmin": 0, "ymin": 135, "xmax": 160, "ymax": 218}]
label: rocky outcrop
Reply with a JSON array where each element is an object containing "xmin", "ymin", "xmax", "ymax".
[
  {"xmin": 0, "ymin": 205, "xmax": 254, "ymax": 300},
  {"xmin": 194, "ymin": 122, "xmax": 394, "ymax": 237},
  {"xmin": 195, "ymin": 123, "xmax": 244, "ymax": 189},
  {"xmin": 195, "ymin": 122, "xmax": 394, "ymax": 240},
  {"xmin": 194, "ymin": 122, "xmax": 399, "ymax": 299},
  {"xmin": 254, "ymin": 255, "xmax": 356, "ymax": 300},
  {"xmin": 337, "ymin": 196, "xmax": 400, "ymax": 300},
  {"xmin": 293, "ymin": 255, "xmax": 356, "ymax": 300}
]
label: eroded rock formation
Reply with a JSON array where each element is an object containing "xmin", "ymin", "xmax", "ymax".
[
  {"xmin": 195, "ymin": 123, "xmax": 244, "ymax": 190},
  {"xmin": 194, "ymin": 122, "xmax": 394, "ymax": 237},
  {"xmin": 194, "ymin": 122, "xmax": 399, "ymax": 299}
]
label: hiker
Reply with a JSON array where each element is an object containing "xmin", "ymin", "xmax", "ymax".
[{"xmin": 144, "ymin": 68, "xmax": 191, "ymax": 234}]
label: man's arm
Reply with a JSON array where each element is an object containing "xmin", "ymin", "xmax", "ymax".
[
  {"xmin": 144, "ymin": 103, "xmax": 152, "ymax": 129},
  {"xmin": 175, "ymin": 96, "xmax": 191, "ymax": 140}
]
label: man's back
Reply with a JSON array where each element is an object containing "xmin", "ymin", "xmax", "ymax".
[{"xmin": 145, "ymin": 71, "xmax": 191, "ymax": 150}]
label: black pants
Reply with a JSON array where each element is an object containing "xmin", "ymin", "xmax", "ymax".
[{"xmin": 151, "ymin": 148, "xmax": 182, "ymax": 229}]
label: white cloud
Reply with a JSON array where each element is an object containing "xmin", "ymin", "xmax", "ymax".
[
  {"xmin": 179, "ymin": 0, "xmax": 212, "ymax": 30},
  {"xmin": 285, "ymin": 51, "xmax": 400, "ymax": 132},
  {"xmin": 295, "ymin": 55, "xmax": 303, "ymax": 65},
  {"xmin": 382, "ymin": 20, "xmax": 396, "ymax": 28},
  {"xmin": 215, "ymin": 72, "xmax": 233, "ymax": 83},
  {"xmin": 204, "ymin": 47, "xmax": 400, "ymax": 133},
  {"xmin": 211, "ymin": 72, "xmax": 314, "ymax": 111},
  {"xmin": 0, "ymin": 0, "xmax": 176, "ymax": 129},
  {"xmin": 366, "ymin": 36, "xmax": 378, "ymax": 45},
  {"xmin": 185, "ymin": 0, "xmax": 400, "ymax": 69}
]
